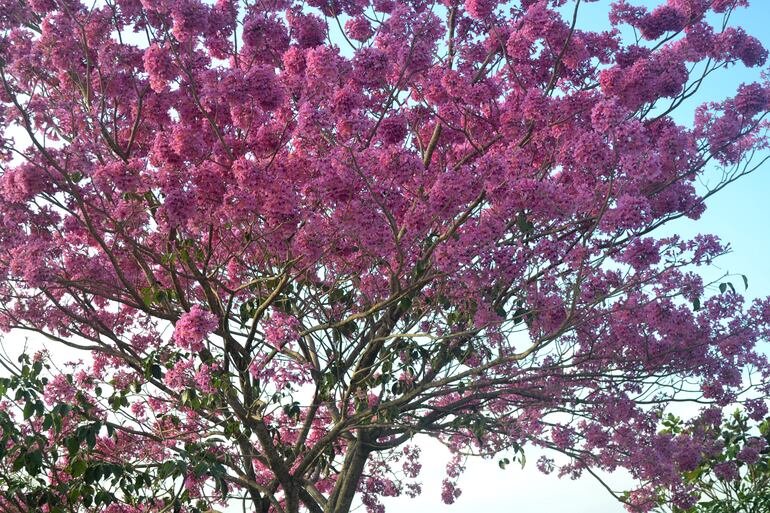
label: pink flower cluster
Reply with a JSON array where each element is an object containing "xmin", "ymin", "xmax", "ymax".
[
  {"xmin": 172, "ymin": 305, "xmax": 218, "ymax": 353},
  {"xmin": 263, "ymin": 310, "xmax": 301, "ymax": 349}
]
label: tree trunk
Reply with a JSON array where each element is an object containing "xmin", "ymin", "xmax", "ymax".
[{"xmin": 324, "ymin": 434, "xmax": 372, "ymax": 513}]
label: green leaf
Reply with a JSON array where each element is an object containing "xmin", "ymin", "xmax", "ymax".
[
  {"xmin": 23, "ymin": 400, "xmax": 35, "ymax": 420},
  {"xmin": 42, "ymin": 414, "xmax": 52, "ymax": 431},
  {"xmin": 66, "ymin": 436, "xmax": 80, "ymax": 456},
  {"xmin": 25, "ymin": 449, "xmax": 43, "ymax": 475},
  {"xmin": 68, "ymin": 484, "xmax": 82, "ymax": 503},
  {"xmin": 86, "ymin": 426, "xmax": 97, "ymax": 449},
  {"xmin": 82, "ymin": 490, "xmax": 93, "ymax": 508},
  {"xmin": 84, "ymin": 464, "xmax": 101, "ymax": 484},
  {"xmin": 70, "ymin": 458, "xmax": 87, "ymax": 477},
  {"xmin": 140, "ymin": 287, "xmax": 155, "ymax": 307},
  {"xmin": 155, "ymin": 289, "xmax": 168, "ymax": 303},
  {"xmin": 12, "ymin": 453, "xmax": 26, "ymax": 472}
]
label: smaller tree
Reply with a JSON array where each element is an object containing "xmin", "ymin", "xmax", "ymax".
[
  {"xmin": 647, "ymin": 407, "xmax": 770, "ymax": 513},
  {"xmin": 0, "ymin": 351, "xmax": 176, "ymax": 513}
]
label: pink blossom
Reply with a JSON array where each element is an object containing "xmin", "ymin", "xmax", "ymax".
[
  {"xmin": 143, "ymin": 43, "xmax": 176, "ymax": 93},
  {"xmin": 713, "ymin": 461, "xmax": 740, "ymax": 481},
  {"xmin": 346, "ymin": 16, "xmax": 374, "ymax": 41},
  {"xmin": 733, "ymin": 82, "xmax": 770, "ymax": 117},
  {"xmin": 638, "ymin": 6, "xmax": 687, "ymax": 40},
  {"xmin": 43, "ymin": 374, "xmax": 77, "ymax": 405},
  {"xmin": 288, "ymin": 10, "xmax": 326, "ymax": 48},
  {"xmin": 173, "ymin": 305, "xmax": 218, "ymax": 352},
  {"xmin": 440, "ymin": 479, "xmax": 462, "ymax": 504},
  {"xmin": 171, "ymin": 0, "xmax": 209, "ymax": 42},
  {"xmin": 263, "ymin": 311, "xmax": 300, "ymax": 348},
  {"xmin": 194, "ymin": 363, "xmax": 218, "ymax": 394},
  {"xmin": 591, "ymin": 98, "xmax": 628, "ymax": 132},
  {"xmin": 163, "ymin": 358, "xmax": 194, "ymax": 389},
  {"xmin": 377, "ymin": 114, "xmax": 407, "ymax": 144},
  {"xmin": 465, "ymin": 0, "xmax": 496, "ymax": 20},
  {"xmin": 353, "ymin": 47, "xmax": 389, "ymax": 87},
  {"xmin": 737, "ymin": 438, "xmax": 767, "ymax": 464}
]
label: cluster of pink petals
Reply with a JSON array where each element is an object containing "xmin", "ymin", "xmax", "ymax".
[{"xmin": 172, "ymin": 305, "xmax": 218, "ymax": 352}]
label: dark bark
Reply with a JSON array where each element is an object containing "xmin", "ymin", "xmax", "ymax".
[{"xmin": 324, "ymin": 434, "xmax": 373, "ymax": 513}]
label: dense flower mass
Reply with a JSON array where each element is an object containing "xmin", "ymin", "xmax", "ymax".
[
  {"xmin": 172, "ymin": 305, "xmax": 219, "ymax": 352},
  {"xmin": 0, "ymin": 1, "xmax": 769, "ymax": 513}
]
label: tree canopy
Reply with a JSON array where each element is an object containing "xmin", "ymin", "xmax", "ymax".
[{"xmin": 1, "ymin": 0, "xmax": 769, "ymax": 512}]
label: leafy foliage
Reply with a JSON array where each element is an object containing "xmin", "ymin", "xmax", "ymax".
[{"xmin": 650, "ymin": 410, "xmax": 770, "ymax": 513}]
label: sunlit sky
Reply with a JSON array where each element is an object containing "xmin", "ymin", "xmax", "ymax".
[{"xmin": 2, "ymin": 1, "xmax": 769, "ymax": 512}]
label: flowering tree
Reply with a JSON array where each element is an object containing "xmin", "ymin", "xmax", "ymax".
[
  {"xmin": 1, "ymin": 0, "xmax": 770, "ymax": 512},
  {"xmin": 649, "ymin": 409, "xmax": 770, "ymax": 513}
]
